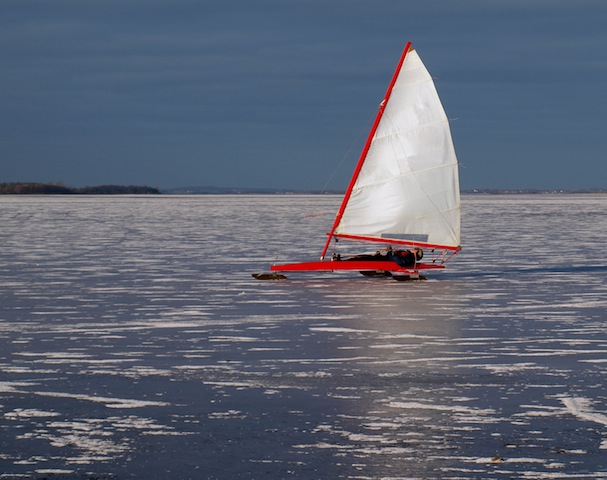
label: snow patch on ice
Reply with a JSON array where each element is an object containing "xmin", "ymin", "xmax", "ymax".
[
  {"xmin": 309, "ymin": 327, "xmax": 374, "ymax": 333},
  {"xmin": 35, "ymin": 469, "xmax": 74, "ymax": 475},
  {"xmin": 1, "ymin": 383, "xmax": 170, "ymax": 409},
  {"xmin": 4, "ymin": 409, "xmax": 60, "ymax": 419},
  {"xmin": 560, "ymin": 396, "xmax": 607, "ymax": 427},
  {"xmin": 387, "ymin": 401, "xmax": 497, "ymax": 420},
  {"xmin": 208, "ymin": 410, "xmax": 245, "ymax": 419}
]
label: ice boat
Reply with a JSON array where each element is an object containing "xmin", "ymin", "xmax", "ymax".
[{"xmin": 256, "ymin": 42, "xmax": 461, "ymax": 280}]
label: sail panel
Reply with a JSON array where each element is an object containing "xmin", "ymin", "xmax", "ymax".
[{"xmin": 335, "ymin": 48, "xmax": 461, "ymax": 249}]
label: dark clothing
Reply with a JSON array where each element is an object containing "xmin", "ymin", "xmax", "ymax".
[
  {"xmin": 345, "ymin": 248, "xmax": 418, "ymax": 268},
  {"xmin": 389, "ymin": 250, "xmax": 416, "ymax": 267}
]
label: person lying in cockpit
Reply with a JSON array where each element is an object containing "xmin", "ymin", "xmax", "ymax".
[
  {"xmin": 389, "ymin": 247, "xmax": 423, "ymax": 267},
  {"xmin": 342, "ymin": 246, "xmax": 423, "ymax": 267}
]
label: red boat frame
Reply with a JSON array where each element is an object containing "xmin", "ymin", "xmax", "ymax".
[{"xmin": 270, "ymin": 259, "xmax": 445, "ymax": 274}]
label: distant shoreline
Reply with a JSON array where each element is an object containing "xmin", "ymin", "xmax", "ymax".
[
  {"xmin": 163, "ymin": 187, "xmax": 607, "ymax": 195},
  {"xmin": 1, "ymin": 182, "xmax": 605, "ymax": 195},
  {"xmin": 462, "ymin": 188, "xmax": 607, "ymax": 195},
  {"xmin": 0, "ymin": 183, "xmax": 160, "ymax": 195},
  {"xmin": 162, "ymin": 186, "xmax": 607, "ymax": 195}
]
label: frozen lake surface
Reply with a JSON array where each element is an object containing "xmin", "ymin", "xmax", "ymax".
[{"xmin": 1, "ymin": 194, "xmax": 607, "ymax": 479}]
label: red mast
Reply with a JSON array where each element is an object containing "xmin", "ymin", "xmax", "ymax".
[{"xmin": 320, "ymin": 41, "xmax": 413, "ymax": 259}]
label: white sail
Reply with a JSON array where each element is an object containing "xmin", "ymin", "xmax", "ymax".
[{"xmin": 335, "ymin": 48, "xmax": 460, "ymax": 249}]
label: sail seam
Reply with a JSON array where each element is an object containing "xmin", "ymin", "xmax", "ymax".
[
  {"xmin": 372, "ymin": 118, "xmax": 449, "ymax": 142},
  {"xmin": 352, "ymin": 163, "xmax": 458, "ymax": 189}
]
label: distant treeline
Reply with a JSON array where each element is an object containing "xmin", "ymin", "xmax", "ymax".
[{"xmin": 0, "ymin": 183, "xmax": 160, "ymax": 195}]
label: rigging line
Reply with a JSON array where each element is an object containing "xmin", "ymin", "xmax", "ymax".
[{"xmin": 320, "ymin": 111, "xmax": 377, "ymax": 195}]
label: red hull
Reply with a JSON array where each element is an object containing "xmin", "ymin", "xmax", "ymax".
[{"xmin": 270, "ymin": 260, "xmax": 444, "ymax": 274}]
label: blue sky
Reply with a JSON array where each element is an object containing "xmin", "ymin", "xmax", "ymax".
[{"xmin": 2, "ymin": 0, "xmax": 606, "ymax": 191}]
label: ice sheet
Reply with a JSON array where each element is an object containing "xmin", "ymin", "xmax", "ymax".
[{"xmin": 1, "ymin": 194, "xmax": 606, "ymax": 478}]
